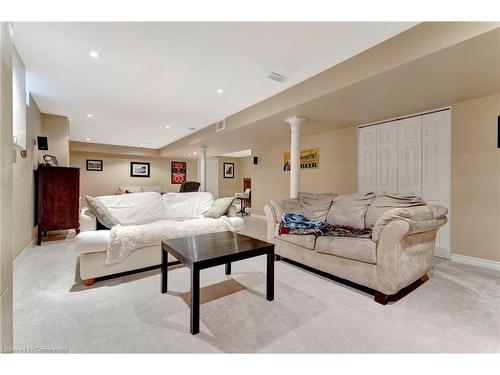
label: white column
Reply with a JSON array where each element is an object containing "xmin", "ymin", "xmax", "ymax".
[
  {"xmin": 199, "ymin": 147, "xmax": 207, "ymax": 192},
  {"xmin": 285, "ymin": 116, "xmax": 307, "ymax": 198}
]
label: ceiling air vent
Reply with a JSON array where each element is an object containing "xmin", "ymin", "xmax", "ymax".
[
  {"xmin": 215, "ymin": 119, "xmax": 226, "ymax": 132},
  {"xmin": 267, "ymin": 72, "xmax": 288, "ymax": 83}
]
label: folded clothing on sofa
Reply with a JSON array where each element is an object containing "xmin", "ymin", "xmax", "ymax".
[
  {"xmin": 280, "ymin": 213, "xmax": 327, "ymax": 235},
  {"xmin": 280, "ymin": 212, "xmax": 372, "ymax": 239},
  {"xmin": 321, "ymin": 225, "xmax": 372, "ymax": 239}
]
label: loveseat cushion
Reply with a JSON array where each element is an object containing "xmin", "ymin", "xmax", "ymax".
[
  {"xmin": 279, "ymin": 233, "xmax": 317, "ymax": 250},
  {"xmin": 365, "ymin": 193, "xmax": 425, "ymax": 228},
  {"xmin": 297, "ymin": 192, "xmax": 337, "ymax": 221},
  {"xmin": 315, "ymin": 236, "xmax": 376, "ymax": 264},
  {"xmin": 326, "ymin": 192, "xmax": 375, "ymax": 229}
]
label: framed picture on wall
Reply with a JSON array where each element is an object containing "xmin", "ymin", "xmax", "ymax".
[
  {"xmin": 86, "ymin": 159, "xmax": 103, "ymax": 171},
  {"xmin": 130, "ymin": 162, "xmax": 150, "ymax": 177},
  {"xmin": 223, "ymin": 162, "xmax": 234, "ymax": 178},
  {"xmin": 171, "ymin": 161, "xmax": 187, "ymax": 184}
]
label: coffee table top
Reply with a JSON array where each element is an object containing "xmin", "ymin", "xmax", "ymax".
[{"xmin": 161, "ymin": 231, "xmax": 273, "ymax": 266}]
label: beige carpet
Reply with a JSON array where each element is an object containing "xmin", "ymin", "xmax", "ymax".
[{"xmin": 13, "ymin": 216, "xmax": 500, "ymax": 353}]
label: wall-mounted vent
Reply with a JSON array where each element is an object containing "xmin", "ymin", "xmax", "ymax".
[
  {"xmin": 267, "ymin": 72, "xmax": 288, "ymax": 83},
  {"xmin": 215, "ymin": 119, "xmax": 226, "ymax": 132}
]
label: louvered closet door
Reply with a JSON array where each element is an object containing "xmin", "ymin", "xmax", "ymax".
[
  {"xmin": 397, "ymin": 116, "xmax": 422, "ymax": 196},
  {"xmin": 376, "ymin": 121, "xmax": 398, "ymax": 194},
  {"xmin": 422, "ymin": 110, "xmax": 451, "ymax": 257},
  {"xmin": 358, "ymin": 126, "xmax": 377, "ymax": 193}
]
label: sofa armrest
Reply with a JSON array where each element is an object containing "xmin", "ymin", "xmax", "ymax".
[
  {"xmin": 264, "ymin": 198, "xmax": 302, "ymax": 243},
  {"xmin": 372, "ymin": 205, "xmax": 448, "ymax": 242},
  {"xmin": 374, "ymin": 205, "xmax": 448, "ymax": 295},
  {"xmin": 80, "ymin": 207, "xmax": 97, "ymax": 232}
]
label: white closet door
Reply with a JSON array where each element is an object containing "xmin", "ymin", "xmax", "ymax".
[
  {"xmin": 376, "ymin": 121, "xmax": 398, "ymax": 194},
  {"xmin": 397, "ymin": 116, "xmax": 422, "ymax": 196},
  {"xmin": 358, "ymin": 126, "xmax": 377, "ymax": 193},
  {"xmin": 422, "ymin": 110, "xmax": 451, "ymax": 257}
]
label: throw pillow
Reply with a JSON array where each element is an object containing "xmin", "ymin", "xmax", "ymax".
[
  {"xmin": 203, "ymin": 197, "xmax": 235, "ymax": 219},
  {"xmin": 85, "ymin": 195, "xmax": 119, "ymax": 229},
  {"xmin": 326, "ymin": 192, "xmax": 376, "ymax": 229}
]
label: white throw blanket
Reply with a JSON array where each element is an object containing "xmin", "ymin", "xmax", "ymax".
[{"xmin": 106, "ymin": 217, "xmax": 235, "ymax": 264}]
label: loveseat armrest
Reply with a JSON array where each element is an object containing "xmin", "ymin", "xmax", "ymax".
[
  {"xmin": 264, "ymin": 198, "xmax": 302, "ymax": 243},
  {"xmin": 374, "ymin": 205, "xmax": 448, "ymax": 295},
  {"xmin": 80, "ymin": 207, "xmax": 97, "ymax": 232},
  {"xmin": 372, "ymin": 205, "xmax": 448, "ymax": 242}
]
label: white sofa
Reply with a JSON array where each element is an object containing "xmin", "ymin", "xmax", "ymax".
[{"xmin": 75, "ymin": 192, "xmax": 243, "ymax": 285}]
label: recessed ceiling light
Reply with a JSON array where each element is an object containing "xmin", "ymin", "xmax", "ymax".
[
  {"xmin": 140, "ymin": 143, "xmax": 144, "ymax": 147},
  {"xmin": 193, "ymin": 151, "xmax": 197, "ymax": 155},
  {"xmin": 85, "ymin": 137, "xmax": 91, "ymax": 141},
  {"xmin": 216, "ymin": 88, "xmax": 225, "ymax": 94},
  {"xmin": 188, "ymin": 127, "xmax": 196, "ymax": 132},
  {"xmin": 86, "ymin": 113, "xmax": 93, "ymax": 118},
  {"xmin": 165, "ymin": 125, "xmax": 171, "ymax": 129},
  {"xmin": 88, "ymin": 50, "xmax": 100, "ymax": 59}
]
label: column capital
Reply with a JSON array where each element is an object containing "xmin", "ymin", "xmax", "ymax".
[{"xmin": 285, "ymin": 116, "xmax": 307, "ymax": 132}]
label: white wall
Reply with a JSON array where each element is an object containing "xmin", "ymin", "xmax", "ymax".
[{"xmin": 0, "ymin": 21, "xmax": 14, "ymax": 351}]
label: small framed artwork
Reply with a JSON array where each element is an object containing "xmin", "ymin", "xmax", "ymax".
[
  {"xmin": 171, "ymin": 161, "xmax": 187, "ymax": 184},
  {"xmin": 42, "ymin": 154, "xmax": 59, "ymax": 167},
  {"xmin": 86, "ymin": 159, "xmax": 103, "ymax": 171},
  {"xmin": 130, "ymin": 162, "xmax": 150, "ymax": 177},
  {"xmin": 223, "ymin": 162, "xmax": 235, "ymax": 178}
]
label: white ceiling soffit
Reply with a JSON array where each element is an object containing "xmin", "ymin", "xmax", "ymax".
[
  {"xmin": 12, "ymin": 22, "xmax": 417, "ymax": 148},
  {"xmin": 220, "ymin": 149, "xmax": 252, "ymax": 158}
]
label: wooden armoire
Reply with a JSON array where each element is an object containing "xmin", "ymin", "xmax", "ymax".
[{"xmin": 36, "ymin": 166, "xmax": 80, "ymax": 245}]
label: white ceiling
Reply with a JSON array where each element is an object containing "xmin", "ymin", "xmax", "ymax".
[{"xmin": 13, "ymin": 22, "xmax": 416, "ymax": 148}]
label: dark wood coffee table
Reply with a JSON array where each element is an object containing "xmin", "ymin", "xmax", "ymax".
[{"xmin": 161, "ymin": 231, "xmax": 275, "ymax": 335}]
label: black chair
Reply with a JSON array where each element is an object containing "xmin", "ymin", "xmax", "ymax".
[{"xmin": 179, "ymin": 181, "xmax": 201, "ymax": 192}]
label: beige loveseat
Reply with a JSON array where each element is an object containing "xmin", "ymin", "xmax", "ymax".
[{"xmin": 264, "ymin": 192, "xmax": 448, "ymax": 304}]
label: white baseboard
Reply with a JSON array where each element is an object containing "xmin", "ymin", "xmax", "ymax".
[
  {"xmin": 450, "ymin": 253, "xmax": 500, "ymax": 271},
  {"xmin": 13, "ymin": 238, "xmax": 36, "ymax": 269},
  {"xmin": 250, "ymin": 214, "xmax": 266, "ymax": 220}
]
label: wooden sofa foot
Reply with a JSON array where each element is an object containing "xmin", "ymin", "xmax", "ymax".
[
  {"xmin": 374, "ymin": 291, "xmax": 390, "ymax": 305},
  {"xmin": 420, "ymin": 274, "xmax": 429, "ymax": 283},
  {"xmin": 84, "ymin": 278, "xmax": 95, "ymax": 286}
]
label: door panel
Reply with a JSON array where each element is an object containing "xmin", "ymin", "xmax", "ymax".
[
  {"xmin": 397, "ymin": 116, "xmax": 422, "ymax": 196},
  {"xmin": 422, "ymin": 110, "xmax": 451, "ymax": 257},
  {"xmin": 376, "ymin": 122, "xmax": 398, "ymax": 194},
  {"xmin": 358, "ymin": 126, "xmax": 377, "ymax": 193}
]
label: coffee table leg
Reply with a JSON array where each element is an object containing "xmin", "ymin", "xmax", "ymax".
[
  {"xmin": 190, "ymin": 266, "xmax": 200, "ymax": 335},
  {"xmin": 161, "ymin": 248, "xmax": 168, "ymax": 294},
  {"xmin": 225, "ymin": 262, "xmax": 231, "ymax": 275},
  {"xmin": 266, "ymin": 250, "xmax": 274, "ymax": 301}
]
